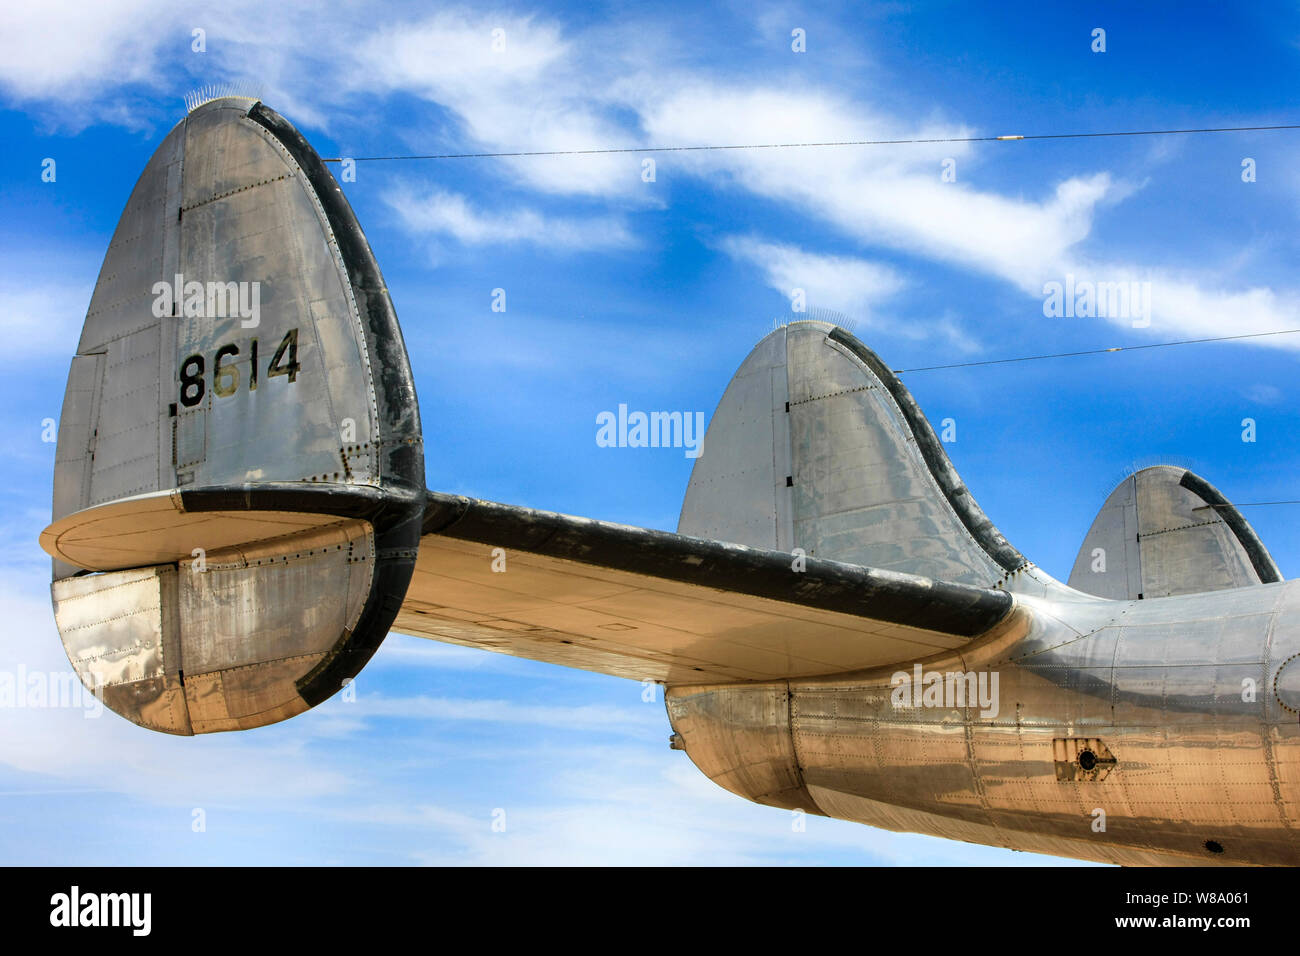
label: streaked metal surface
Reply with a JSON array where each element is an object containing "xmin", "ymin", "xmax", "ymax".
[
  {"xmin": 51, "ymin": 94, "xmax": 422, "ymax": 511},
  {"xmin": 53, "ymin": 566, "xmax": 189, "ymax": 734},
  {"xmin": 677, "ymin": 326, "xmax": 793, "ymax": 550},
  {"xmin": 52, "ymin": 518, "xmax": 375, "ymax": 734},
  {"xmin": 175, "ymin": 517, "xmax": 375, "ymax": 733},
  {"xmin": 667, "ymin": 580, "xmax": 1300, "ymax": 865},
  {"xmin": 50, "ymin": 353, "xmax": 104, "ymax": 580},
  {"xmin": 397, "ymin": 493, "xmax": 1010, "ymax": 683},
  {"xmin": 52, "ymin": 121, "xmax": 186, "ymax": 531},
  {"xmin": 175, "ymin": 99, "xmax": 380, "ymax": 491},
  {"xmin": 680, "ymin": 321, "xmax": 1009, "ymax": 587},
  {"xmin": 1069, "ymin": 464, "xmax": 1279, "ymax": 599},
  {"xmin": 45, "ymin": 97, "xmax": 424, "ymax": 734},
  {"xmin": 665, "ymin": 682, "xmax": 819, "ymax": 812}
]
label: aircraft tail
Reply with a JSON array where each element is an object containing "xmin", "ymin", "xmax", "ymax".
[
  {"xmin": 678, "ymin": 320, "xmax": 1027, "ymax": 590},
  {"xmin": 1069, "ymin": 464, "xmax": 1282, "ymax": 599},
  {"xmin": 40, "ymin": 105, "xmax": 1030, "ymax": 738},
  {"xmin": 41, "ymin": 98, "xmax": 425, "ymax": 734}
]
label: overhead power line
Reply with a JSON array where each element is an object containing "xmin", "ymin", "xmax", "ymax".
[
  {"xmin": 313, "ymin": 123, "xmax": 1300, "ymax": 384},
  {"xmin": 893, "ymin": 328, "xmax": 1300, "ymax": 374},
  {"xmin": 320, "ymin": 122, "xmax": 1300, "ymax": 163}
]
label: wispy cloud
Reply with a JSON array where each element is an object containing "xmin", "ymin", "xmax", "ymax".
[
  {"xmin": 344, "ymin": 694, "xmax": 660, "ymax": 735},
  {"xmin": 720, "ymin": 235, "xmax": 904, "ymax": 320},
  {"xmin": 0, "ymin": 280, "xmax": 92, "ymax": 361},
  {"xmin": 0, "ymin": 1, "xmax": 177, "ymax": 105},
  {"xmin": 346, "ymin": 11, "xmax": 644, "ymax": 197},
  {"xmin": 385, "ymin": 185, "xmax": 635, "ymax": 251},
  {"xmin": 7, "ymin": 7, "xmax": 1300, "ymax": 350},
  {"xmin": 1242, "ymin": 383, "xmax": 1283, "ymax": 405},
  {"xmin": 372, "ymin": 635, "xmax": 515, "ymax": 671}
]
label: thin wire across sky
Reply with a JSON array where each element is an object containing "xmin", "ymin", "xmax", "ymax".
[
  {"xmin": 320, "ymin": 122, "xmax": 1300, "ymax": 162},
  {"xmin": 318, "ymin": 120, "xmax": 1300, "ymax": 375}
]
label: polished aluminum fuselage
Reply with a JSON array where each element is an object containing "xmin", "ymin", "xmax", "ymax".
[{"xmin": 667, "ymin": 572, "xmax": 1300, "ymax": 866}]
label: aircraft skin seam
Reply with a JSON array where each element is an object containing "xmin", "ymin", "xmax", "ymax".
[
  {"xmin": 1136, "ymin": 517, "xmax": 1228, "ymax": 537},
  {"xmin": 784, "ymin": 681, "xmax": 826, "ymax": 817},
  {"xmin": 179, "ymin": 172, "xmax": 292, "ymax": 214}
]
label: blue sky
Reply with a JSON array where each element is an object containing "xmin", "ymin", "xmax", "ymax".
[{"xmin": 1, "ymin": 1, "xmax": 1299, "ymax": 865}]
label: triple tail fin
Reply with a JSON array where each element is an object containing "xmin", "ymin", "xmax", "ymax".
[{"xmin": 42, "ymin": 107, "xmax": 1030, "ymax": 733}]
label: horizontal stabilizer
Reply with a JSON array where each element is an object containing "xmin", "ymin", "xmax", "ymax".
[{"xmin": 394, "ymin": 492, "xmax": 1016, "ymax": 683}]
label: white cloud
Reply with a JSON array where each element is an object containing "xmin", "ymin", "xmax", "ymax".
[
  {"xmin": 638, "ymin": 82, "xmax": 1112, "ymax": 288},
  {"xmin": 385, "ymin": 185, "xmax": 634, "ymax": 251},
  {"xmin": 0, "ymin": 0, "xmax": 176, "ymax": 103},
  {"xmin": 345, "ymin": 12, "xmax": 645, "ymax": 197},
  {"xmin": 0, "ymin": 279, "xmax": 92, "ymax": 361},
  {"xmin": 345, "ymin": 694, "xmax": 660, "ymax": 736},
  {"xmin": 720, "ymin": 235, "xmax": 904, "ymax": 319},
  {"xmin": 353, "ymin": 13, "xmax": 568, "ymax": 98},
  {"xmin": 634, "ymin": 81, "xmax": 1300, "ymax": 347},
  {"xmin": 1242, "ymin": 383, "xmax": 1283, "ymax": 405},
  {"xmin": 8, "ymin": 6, "xmax": 1300, "ymax": 352},
  {"xmin": 893, "ymin": 310, "xmax": 984, "ymax": 355}
]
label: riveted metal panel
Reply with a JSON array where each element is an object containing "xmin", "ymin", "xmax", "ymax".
[
  {"xmin": 665, "ymin": 580, "xmax": 1300, "ymax": 865},
  {"xmin": 52, "ymin": 565, "xmax": 191, "ymax": 735},
  {"xmin": 678, "ymin": 325, "xmax": 788, "ymax": 548},
  {"xmin": 89, "ymin": 323, "xmax": 163, "ymax": 506},
  {"xmin": 174, "ymin": 406, "xmax": 206, "ymax": 470},
  {"xmin": 789, "ymin": 324, "xmax": 1004, "ymax": 587},
  {"xmin": 46, "ymin": 98, "xmax": 426, "ymax": 733},
  {"xmin": 61, "ymin": 123, "xmax": 184, "ymax": 523},
  {"xmin": 78, "ymin": 124, "xmax": 184, "ymax": 355},
  {"xmin": 50, "ymin": 515, "xmax": 375, "ymax": 736},
  {"xmin": 1068, "ymin": 473, "xmax": 1143, "ymax": 599},
  {"xmin": 665, "ymin": 682, "xmax": 819, "ymax": 813},
  {"xmin": 54, "ymin": 566, "xmax": 170, "ymax": 686},
  {"xmin": 1070, "ymin": 465, "xmax": 1278, "ymax": 599},
  {"xmin": 178, "ymin": 518, "xmax": 373, "ymax": 676},
  {"xmin": 679, "ymin": 320, "xmax": 1015, "ymax": 588},
  {"xmin": 175, "ymin": 101, "xmax": 377, "ymax": 490}
]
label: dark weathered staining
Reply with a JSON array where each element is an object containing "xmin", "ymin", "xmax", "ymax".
[
  {"xmin": 1179, "ymin": 469, "xmax": 1282, "ymax": 584},
  {"xmin": 423, "ymin": 491, "xmax": 1014, "ymax": 638},
  {"xmin": 827, "ymin": 326, "xmax": 1026, "ymax": 574}
]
